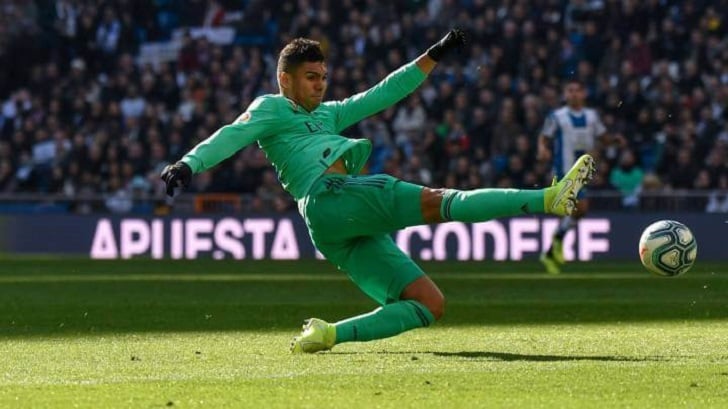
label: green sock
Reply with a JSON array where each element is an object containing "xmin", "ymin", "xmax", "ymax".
[
  {"xmin": 334, "ymin": 300, "xmax": 435, "ymax": 343},
  {"xmin": 441, "ymin": 188, "xmax": 545, "ymax": 222}
]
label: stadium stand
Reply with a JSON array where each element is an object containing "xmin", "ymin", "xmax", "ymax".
[{"xmin": 0, "ymin": 0, "xmax": 726, "ymax": 214}]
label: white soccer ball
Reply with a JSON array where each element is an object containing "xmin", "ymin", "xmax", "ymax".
[{"xmin": 638, "ymin": 220, "xmax": 697, "ymax": 277}]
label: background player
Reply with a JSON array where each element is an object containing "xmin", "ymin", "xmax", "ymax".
[
  {"xmin": 161, "ymin": 31, "xmax": 595, "ymax": 353},
  {"xmin": 538, "ymin": 79, "xmax": 606, "ymax": 274}
]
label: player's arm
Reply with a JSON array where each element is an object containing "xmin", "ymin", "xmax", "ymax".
[
  {"xmin": 161, "ymin": 97, "xmax": 279, "ymax": 196},
  {"xmin": 593, "ymin": 110, "xmax": 608, "ymax": 155},
  {"xmin": 331, "ymin": 29, "xmax": 465, "ymax": 132},
  {"xmin": 537, "ymin": 113, "xmax": 557, "ymax": 162},
  {"xmin": 537, "ymin": 134, "xmax": 552, "ymax": 162}
]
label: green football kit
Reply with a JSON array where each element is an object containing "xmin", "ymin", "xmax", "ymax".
[{"xmin": 180, "ymin": 61, "xmax": 548, "ymax": 344}]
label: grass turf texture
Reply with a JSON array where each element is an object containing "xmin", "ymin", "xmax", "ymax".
[{"xmin": 1, "ymin": 259, "xmax": 728, "ymax": 408}]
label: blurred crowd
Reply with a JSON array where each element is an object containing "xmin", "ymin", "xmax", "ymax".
[{"xmin": 0, "ymin": 0, "xmax": 727, "ymax": 213}]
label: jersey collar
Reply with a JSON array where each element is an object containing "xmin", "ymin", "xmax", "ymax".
[{"xmin": 284, "ymin": 96, "xmax": 316, "ymax": 115}]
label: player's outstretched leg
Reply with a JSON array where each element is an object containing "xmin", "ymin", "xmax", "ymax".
[{"xmin": 439, "ymin": 154, "xmax": 595, "ymax": 222}]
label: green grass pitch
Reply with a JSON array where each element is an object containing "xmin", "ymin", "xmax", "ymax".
[{"xmin": 1, "ymin": 258, "xmax": 728, "ymax": 408}]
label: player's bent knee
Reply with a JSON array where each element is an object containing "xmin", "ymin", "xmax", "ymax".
[
  {"xmin": 410, "ymin": 293, "xmax": 445, "ymax": 321},
  {"xmin": 401, "ymin": 275, "xmax": 445, "ymax": 321},
  {"xmin": 423, "ymin": 293, "xmax": 445, "ymax": 321}
]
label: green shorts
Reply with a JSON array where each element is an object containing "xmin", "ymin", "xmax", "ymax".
[{"xmin": 298, "ymin": 174, "xmax": 426, "ymax": 305}]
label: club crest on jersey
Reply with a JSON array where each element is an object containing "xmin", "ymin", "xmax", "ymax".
[{"xmin": 236, "ymin": 112, "xmax": 251, "ymax": 123}]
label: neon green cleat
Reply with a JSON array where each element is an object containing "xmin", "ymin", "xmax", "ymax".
[
  {"xmin": 544, "ymin": 154, "xmax": 596, "ymax": 216},
  {"xmin": 551, "ymin": 237, "xmax": 565, "ymax": 265},
  {"xmin": 540, "ymin": 252, "xmax": 561, "ymax": 275},
  {"xmin": 290, "ymin": 318, "xmax": 336, "ymax": 354}
]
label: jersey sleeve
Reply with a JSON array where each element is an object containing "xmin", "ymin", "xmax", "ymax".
[
  {"xmin": 328, "ymin": 61, "xmax": 426, "ymax": 133},
  {"xmin": 541, "ymin": 112, "xmax": 558, "ymax": 138},
  {"xmin": 181, "ymin": 97, "xmax": 280, "ymax": 173}
]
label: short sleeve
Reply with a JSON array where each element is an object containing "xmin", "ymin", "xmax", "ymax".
[{"xmin": 541, "ymin": 113, "xmax": 558, "ymax": 138}]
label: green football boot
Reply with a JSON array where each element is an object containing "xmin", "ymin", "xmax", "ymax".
[
  {"xmin": 544, "ymin": 154, "xmax": 595, "ymax": 216},
  {"xmin": 540, "ymin": 252, "xmax": 561, "ymax": 275},
  {"xmin": 290, "ymin": 318, "xmax": 336, "ymax": 354}
]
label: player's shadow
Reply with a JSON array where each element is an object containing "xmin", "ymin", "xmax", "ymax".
[
  {"xmin": 329, "ymin": 351, "xmax": 667, "ymax": 362},
  {"xmin": 432, "ymin": 351, "xmax": 666, "ymax": 362}
]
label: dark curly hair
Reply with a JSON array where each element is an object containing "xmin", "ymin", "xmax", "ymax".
[{"xmin": 277, "ymin": 38, "xmax": 325, "ymax": 74}]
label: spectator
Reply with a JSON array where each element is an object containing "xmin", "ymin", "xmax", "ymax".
[
  {"xmin": 667, "ymin": 149, "xmax": 699, "ymax": 190},
  {"xmin": 625, "ymin": 32, "xmax": 652, "ymax": 77},
  {"xmin": 120, "ymin": 86, "xmax": 146, "ymax": 120},
  {"xmin": 392, "ymin": 94, "xmax": 426, "ymax": 159},
  {"xmin": 95, "ymin": 7, "xmax": 122, "ymax": 70},
  {"xmin": 0, "ymin": 1, "xmax": 723, "ymax": 215},
  {"xmin": 609, "ymin": 149, "xmax": 645, "ymax": 209}
]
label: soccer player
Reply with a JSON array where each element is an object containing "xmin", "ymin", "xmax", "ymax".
[
  {"xmin": 537, "ymin": 79, "xmax": 606, "ymax": 274},
  {"xmin": 161, "ymin": 30, "xmax": 595, "ymax": 353}
]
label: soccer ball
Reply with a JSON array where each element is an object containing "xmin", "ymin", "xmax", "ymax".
[{"xmin": 638, "ymin": 220, "xmax": 697, "ymax": 277}]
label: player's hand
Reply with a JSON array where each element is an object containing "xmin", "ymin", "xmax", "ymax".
[
  {"xmin": 426, "ymin": 28, "xmax": 466, "ymax": 62},
  {"xmin": 536, "ymin": 149, "xmax": 552, "ymax": 162},
  {"xmin": 160, "ymin": 162, "xmax": 192, "ymax": 197}
]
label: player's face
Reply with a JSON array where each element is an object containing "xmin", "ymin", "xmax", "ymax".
[
  {"xmin": 283, "ymin": 62, "xmax": 328, "ymax": 112},
  {"xmin": 564, "ymin": 83, "xmax": 585, "ymax": 109}
]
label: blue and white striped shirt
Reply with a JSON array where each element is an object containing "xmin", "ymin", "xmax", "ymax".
[{"xmin": 542, "ymin": 106, "xmax": 606, "ymax": 177}]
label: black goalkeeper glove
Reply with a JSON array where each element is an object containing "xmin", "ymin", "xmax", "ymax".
[
  {"xmin": 161, "ymin": 162, "xmax": 192, "ymax": 197},
  {"xmin": 426, "ymin": 28, "xmax": 466, "ymax": 62}
]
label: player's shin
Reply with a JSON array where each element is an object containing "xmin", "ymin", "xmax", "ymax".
[
  {"xmin": 440, "ymin": 188, "xmax": 545, "ymax": 222},
  {"xmin": 334, "ymin": 300, "xmax": 435, "ymax": 343},
  {"xmin": 554, "ymin": 215, "xmax": 576, "ymax": 239}
]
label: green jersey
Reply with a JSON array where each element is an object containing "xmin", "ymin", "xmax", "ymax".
[{"xmin": 180, "ymin": 61, "xmax": 426, "ymax": 200}]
